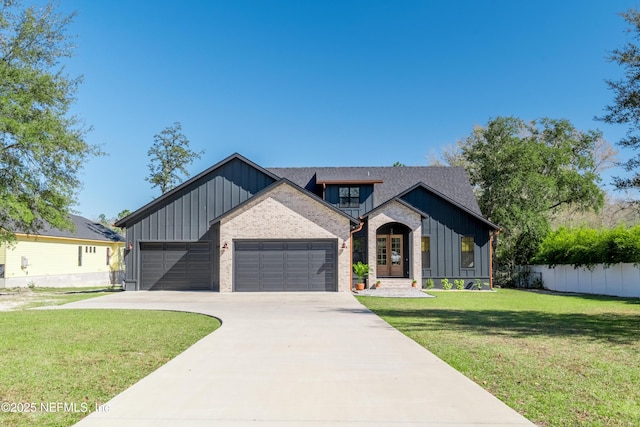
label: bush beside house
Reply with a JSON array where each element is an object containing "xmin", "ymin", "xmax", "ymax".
[
  {"xmin": 531, "ymin": 226, "xmax": 640, "ymax": 268},
  {"xmin": 526, "ymin": 226, "xmax": 640, "ymax": 298}
]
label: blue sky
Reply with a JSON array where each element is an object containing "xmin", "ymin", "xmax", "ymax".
[{"xmin": 56, "ymin": 0, "xmax": 636, "ymax": 219}]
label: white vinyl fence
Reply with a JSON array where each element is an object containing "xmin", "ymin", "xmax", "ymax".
[{"xmin": 528, "ymin": 264, "xmax": 640, "ymax": 298}]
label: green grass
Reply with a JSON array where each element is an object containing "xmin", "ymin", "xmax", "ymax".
[
  {"xmin": 0, "ymin": 309, "xmax": 220, "ymax": 426},
  {"xmin": 357, "ymin": 289, "xmax": 640, "ymax": 427}
]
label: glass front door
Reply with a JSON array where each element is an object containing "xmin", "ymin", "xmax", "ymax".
[{"xmin": 376, "ymin": 234, "xmax": 403, "ymax": 277}]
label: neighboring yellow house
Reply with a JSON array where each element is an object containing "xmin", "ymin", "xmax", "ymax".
[{"xmin": 0, "ymin": 214, "xmax": 125, "ymax": 288}]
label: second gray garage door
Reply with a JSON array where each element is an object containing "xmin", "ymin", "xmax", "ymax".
[
  {"xmin": 234, "ymin": 240, "xmax": 337, "ymax": 291},
  {"xmin": 140, "ymin": 242, "xmax": 212, "ymax": 290}
]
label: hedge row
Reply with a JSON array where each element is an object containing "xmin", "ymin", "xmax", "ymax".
[{"xmin": 531, "ymin": 226, "xmax": 640, "ymax": 268}]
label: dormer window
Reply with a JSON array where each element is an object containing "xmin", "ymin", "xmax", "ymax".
[{"xmin": 339, "ymin": 186, "xmax": 360, "ymax": 208}]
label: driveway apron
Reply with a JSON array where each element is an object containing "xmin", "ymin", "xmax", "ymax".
[{"xmin": 63, "ymin": 291, "xmax": 534, "ymax": 426}]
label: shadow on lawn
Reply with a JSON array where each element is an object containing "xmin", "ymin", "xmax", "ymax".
[
  {"xmin": 370, "ymin": 307, "xmax": 640, "ymax": 345},
  {"xmin": 524, "ymin": 289, "xmax": 640, "ymax": 305}
]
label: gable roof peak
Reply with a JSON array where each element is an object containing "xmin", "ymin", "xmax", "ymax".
[{"xmin": 115, "ymin": 152, "xmax": 278, "ymax": 227}]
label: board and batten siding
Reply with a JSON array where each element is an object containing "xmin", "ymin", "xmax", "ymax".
[
  {"xmin": 402, "ymin": 187, "xmax": 491, "ymax": 280},
  {"xmin": 124, "ymin": 158, "xmax": 276, "ymax": 288},
  {"xmin": 324, "ymin": 184, "xmax": 374, "ymax": 218}
]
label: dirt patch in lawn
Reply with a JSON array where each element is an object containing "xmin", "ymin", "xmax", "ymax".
[
  {"xmin": 0, "ymin": 288, "xmax": 42, "ymax": 310},
  {"xmin": 0, "ymin": 287, "xmax": 120, "ymax": 311}
]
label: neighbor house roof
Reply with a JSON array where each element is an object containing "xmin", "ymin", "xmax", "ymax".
[
  {"xmin": 267, "ymin": 166, "xmax": 482, "ymax": 216},
  {"xmin": 18, "ymin": 214, "xmax": 125, "ymax": 242}
]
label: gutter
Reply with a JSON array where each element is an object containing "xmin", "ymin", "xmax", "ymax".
[{"xmin": 349, "ymin": 217, "xmax": 365, "ymax": 292}]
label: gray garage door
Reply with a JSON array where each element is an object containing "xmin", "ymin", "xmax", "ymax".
[
  {"xmin": 234, "ymin": 240, "xmax": 337, "ymax": 292},
  {"xmin": 140, "ymin": 242, "xmax": 211, "ymax": 290}
]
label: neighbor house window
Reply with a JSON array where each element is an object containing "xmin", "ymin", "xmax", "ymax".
[
  {"xmin": 78, "ymin": 246, "xmax": 83, "ymax": 266},
  {"xmin": 339, "ymin": 186, "xmax": 360, "ymax": 208},
  {"xmin": 421, "ymin": 236, "xmax": 431, "ymax": 268},
  {"xmin": 461, "ymin": 236, "xmax": 474, "ymax": 268},
  {"xmin": 106, "ymin": 248, "xmax": 111, "ymax": 266}
]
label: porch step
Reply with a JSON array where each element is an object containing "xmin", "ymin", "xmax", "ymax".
[{"xmin": 374, "ymin": 278, "xmax": 417, "ymax": 289}]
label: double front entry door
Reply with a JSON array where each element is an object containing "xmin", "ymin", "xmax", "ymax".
[{"xmin": 376, "ymin": 234, "xmax": 403, "ymax": 277}]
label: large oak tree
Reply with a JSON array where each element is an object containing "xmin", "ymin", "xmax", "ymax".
[
  {"xmin": 458, "ymin": 117, "xmax": 604, "ymax": 277},
  {"xmin": 600, "ymin": 8, "xmax": 640, "ymax": 191},
  {"xmin": 0, "ymin": 1, "xmax": 100, "ymax": 243}
]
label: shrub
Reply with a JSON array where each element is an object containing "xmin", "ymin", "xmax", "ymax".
[
  {"xmin": 352, "ymin": 262, "xmax": 370, "ymax": 283},
  {"xmin": 424, "ymin": 278, "xmax": 434, "ymax": 289},
  {"xmin": 441, "ymin": 278, "xmax": 452, "ymax": 290},
  {"xmin": 532, "ymin": 225, "xmax": 640, "ymax": 268},
  {"xmin": 454, "ymin": 279, "xmax": 465, "ymax": 290}
]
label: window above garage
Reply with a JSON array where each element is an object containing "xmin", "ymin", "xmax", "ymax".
[{"xmin": 339, "ymin": 186, "xmax": 360, "ymax": 208}]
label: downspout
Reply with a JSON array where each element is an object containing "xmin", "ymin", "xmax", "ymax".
[
  {"xmin": 349, "ymin": 217, "xmax": 365, "ymax": 292},
  {"xmin": 489, "ymin": 228, "xmax": 502, "ymax": 290}
]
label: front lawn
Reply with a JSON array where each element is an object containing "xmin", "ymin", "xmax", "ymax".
[
  {"xmin": 0, "ymin": 309, "xmax": 220, "ymax": 426},
  {"xmin": 357, "ymin": 289, "xmax": 640, "ymax": 427}
]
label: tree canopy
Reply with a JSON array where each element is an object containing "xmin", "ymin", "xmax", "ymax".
[
  {"xmin": 97, "ymin": 209, "xmax": 130, "ymax": 233},
  {"xmin": 600, "ymin": 8, "xmax": 640, "ymax": 191},
  {"xmin": 146, "ymin": 122, "xmax": 202, "ymax": 194},
  {"xmin": 458, "ymin": 117, "xmax": 604, "ymax": 276},
  {"xmin": 0, "ymin": 1, "xmax": 100, "ymax": 244}
]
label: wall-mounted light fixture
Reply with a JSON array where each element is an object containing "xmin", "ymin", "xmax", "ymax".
[
  {"xmin": 341, "ymin": 241, "xmax": 348, "ymax": 249},
  {"xmin": 222, "ymin": 242, "xmax": 229, "ymax": 249},
  {"xmin": 127, "ymin": 241, "xmax": 133, "ymax": 251}
]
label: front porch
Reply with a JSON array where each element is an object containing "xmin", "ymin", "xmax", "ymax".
[{"xmin": 361, "ymin": 199, "xmax": 424, "ymax": 289}]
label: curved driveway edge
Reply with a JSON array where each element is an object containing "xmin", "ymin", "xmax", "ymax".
[{"xmin": 61, "ymin": 291, "xmax": 534, "ymax": 426}]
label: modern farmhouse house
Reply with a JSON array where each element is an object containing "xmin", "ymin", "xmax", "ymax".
[{"xmin": 115, "ymin": 153, "xmax": 499, "ymax": 292}]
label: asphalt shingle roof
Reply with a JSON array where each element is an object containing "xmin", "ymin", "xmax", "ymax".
[
  {"xmin": 19, "ymin": 214, "xmax": 125, "ymax": 242},
  {"xmin": 267, "ymin": 166, "xmax": 482, "ymax": 216}
]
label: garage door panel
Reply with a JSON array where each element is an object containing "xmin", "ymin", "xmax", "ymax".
[
  {"xmin": 261, "ymin": 252, "xmax": 284, "ymax": 261},
  {"xmin": 234, "ymin": 240, "xmax": 336, "ymax": 292},
  {"xmin": 285, "ymin": 241, "xmax": 310, "ymax": 251},
  {"xmin": 189, "ymin": 254, "xmax": 210, "ymax": 263},
  {"xmin": 261, "ymin": 242, "xmax": 285, "ymax": 251},
  {"xmin": 286, "ymin": 252, "xmax": 308, "ymax": 262},
  {"xmin": 140, "ymin": 242, "xmax": 212, "ymax": 290}
]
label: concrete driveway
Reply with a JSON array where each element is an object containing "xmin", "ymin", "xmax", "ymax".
[{"xmin": 63, "ymin": 291, "xmax": 534, "ymax": 426}]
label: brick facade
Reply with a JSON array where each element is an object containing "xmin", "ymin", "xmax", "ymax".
[
  {"xmin": 219, "ymin": 183, "xmax": 352, "ymax": 292},
  {"xmin": 366, "ymin": 201, "xmax": 422, "ymax": 285}
]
